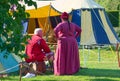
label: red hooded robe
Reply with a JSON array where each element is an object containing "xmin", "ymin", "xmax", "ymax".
[{"xmin": 25, "ymin": 35, "xmax": 51, "ymax": 63}]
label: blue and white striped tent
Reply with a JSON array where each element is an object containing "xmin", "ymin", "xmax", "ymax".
[
  {"xmin": 71, "ymin": 9, "xmax": 120, "ymax": 45},
  {"xmin": 51, "ymin": 0, "xmax": 120, "ymax": 45},
  {"xmin": 71, "ymin": 8, "xmax": 120, "ymax": 65}
]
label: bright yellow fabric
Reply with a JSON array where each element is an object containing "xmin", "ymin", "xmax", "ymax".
[
  {"xmin": 26, "ymin": 5, "xmax": 60, "ymax": 35},
  {"xmin": 27, "ymin": 18, "xmax": 36, "ymax": 34},
  {"xmin": 26, "ymin": 5, "xmax": 60, "ymax": 18}
]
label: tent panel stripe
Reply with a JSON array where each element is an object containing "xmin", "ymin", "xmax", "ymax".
[
  {"xmin": 80, "ymin": 9, "xmax": 96, "ymax": 45},
  {"xmin": 71, "ymin": 10, "xmax": 81, "ymax": 43},
  {"xmin": 104, "ymin": 10, "xmax": 120, "ymax": 43},
  {"xmin": 71, "ymin": 10, "xmax": 81, "ymax": 26},
  {"xmin": 91, "ymin": 9, "xmax": 110, "ymax": 44},
  {"xmin": 99, "ymin": 10, "xmax": 119, "ymax": 44}
]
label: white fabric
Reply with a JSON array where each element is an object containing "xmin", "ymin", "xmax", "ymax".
[
  {"xmin": 24, "ymin": 0, "xmax": 103, "ymax": 12},
  {"xmin": 52, "ymin": 0, "xmax": 103, "ymax": 13},
  {"xmin": 22, "ymin": 73, "xmax": 35, "ymax": 78},
  {"xmin": 19, "ymin": 1, "xmax": 52, "ymax": 10}
]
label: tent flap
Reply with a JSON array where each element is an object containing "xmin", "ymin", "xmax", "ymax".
[{"xmin": 0, "ymin": 50, "xmax": 21, "ymax": 74}]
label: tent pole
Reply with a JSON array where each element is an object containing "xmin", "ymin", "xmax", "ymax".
[
  {"xmin": 46, "ymin": 3, "xmax": 52, "ymax": 42},
  {"xmin": 88, "ymin": 47, "xmax": 90, "ymax": 61},
  {"xmin": 98, "ymin": 46, "xmax": 100, "ymax": 62},
  {"xmin": 83, "ymin": 45, "xmax": 87, "ymax": 67},
  {"xmin": 116, "ymin": 43, "xmax": 120, "ymax": 67}
]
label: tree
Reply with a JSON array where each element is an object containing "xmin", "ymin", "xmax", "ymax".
[
  {"xmin": 0, "ymin": 0, "xmax": 37, "ymax": 58},
  {"xmin": 95, "ymin": 0, "xmax": 120, "ymax": 10}
]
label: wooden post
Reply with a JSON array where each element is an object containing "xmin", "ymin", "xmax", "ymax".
[
  {"xmin": 19, "ymin": 63, "xmax": 22, "ymax": 81},
  {"xmin": 116, "ymin": 43, "xmax": 120, "ymax": 67}
]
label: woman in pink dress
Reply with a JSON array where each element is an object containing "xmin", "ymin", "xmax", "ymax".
[{"xmin": 54, "ymin": 12, "xmax": 82, "ymax": 75}]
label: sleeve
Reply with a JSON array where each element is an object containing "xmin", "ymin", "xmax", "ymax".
[
  {"xmin": 74, "ymin": 24, "xmax": 82, "ymax": 38},
  {"xmin": 40, "ymin": 39, "xmax": 51, "ymax": 53}
]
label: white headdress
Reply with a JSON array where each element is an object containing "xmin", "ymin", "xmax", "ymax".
[{"xmin": 34, "ymin": 28, "xmax": 42, "ymax": 35}]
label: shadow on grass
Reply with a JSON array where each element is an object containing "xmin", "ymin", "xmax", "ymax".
[
  {"xmin": 90, "ymin": 78, "xmax": 117, "ymax": 81},
  {"xmin": 0, "ymin": 77, "xmax": 20, "ymax": 81},
  {"xmin": 0, "ymin": 70, "xmax": 54, "ymax": 81},
  {"xmin": 75, "ymin": 68, "xmax": 120, "ymax": 78},
  {"xmin": 1, "ymin": 68, "xmax": 120, "ymax": 81}
]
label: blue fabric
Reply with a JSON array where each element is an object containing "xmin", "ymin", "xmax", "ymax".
[
  {"xmin": 91, "ymin": 9, "xmax": 110, "ymax": 44},
  {"xmin": 104, "ymin": 10, "xmax": 120, "ymax": 42},
  {"xmin": 71, "ymin": 10, "xmax": 81, "ymax": 43},
  {"xmin": 0, "ymin": 51, "xmax": 19, "ymax": 73},
  {"xmin": 21, "ymin": 19, "xmax": 29, "ymax": 34}
]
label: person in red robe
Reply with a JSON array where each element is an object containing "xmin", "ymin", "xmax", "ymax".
[
  {"xmin": 23, "ymin": 28, "xmax": 54, "ymax": 78},
  {"xmin": 25, "ymin": 28, "xmax": 53, "ymax": 63}
]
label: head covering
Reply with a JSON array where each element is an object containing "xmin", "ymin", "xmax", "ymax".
[
  {"xmin": 34, "ymin": 28, "xmax": 42, "ymax": 35},
  {"xmin": 60, "ymin": 12, "xmax": 69, "ymax": 19}
]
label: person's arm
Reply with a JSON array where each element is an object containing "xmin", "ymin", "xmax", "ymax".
[
  {"xmin": 40, "ymin": 39, "xmax": 51, "ymax": 53},
  {"xmin": 75, "ymin": 24, "xmax": 82, "ymax": 38},
  {"xmin": 54, "ymin": 23, "xmax": 62, "ymax": 38}
]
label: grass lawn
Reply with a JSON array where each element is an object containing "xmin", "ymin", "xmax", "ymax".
[{"xmin": 0, "ymin": 46, "xmax": 120, "ymax": 81}]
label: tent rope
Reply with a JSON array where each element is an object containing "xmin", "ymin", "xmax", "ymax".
[
  {"xmin": 0, "ymin": 64, "xmax": 20, "ymax": 73},
  {"xmin": 107, "ymin": 12, "xmax": 119, "ymax": 22},
  {"xmin": 92, "ymin": 9, "xmax": 105, "ymax": 28},
  {"xmin": 45, "ymin": 3, "xmax": 52, "ymax": 42},
  {"xmin": 86, "ymin": 0, "xmax": 105, "ymax": 29}
]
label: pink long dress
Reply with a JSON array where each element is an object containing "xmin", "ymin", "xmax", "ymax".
[{"xmin": 54, "ymin": 21, "xmax": 82, "ymax": 75}]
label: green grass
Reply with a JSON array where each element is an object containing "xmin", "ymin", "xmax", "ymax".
[{"xmin": 0, "ymin": 47, "xmax": 120, "ymax": 81}]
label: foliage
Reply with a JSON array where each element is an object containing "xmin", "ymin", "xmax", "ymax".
[
  {"xmin": 95, "ymin": 0, "xmax": 120, "ymax": 10},
  {"xmin": 107, "ymin": 11, "xmax": 119, "ymax": 27},
  {"xmin": 0, "ymin": 0, "xmax": 37, "ymax": 58}
]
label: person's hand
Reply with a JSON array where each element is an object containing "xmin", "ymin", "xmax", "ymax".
[
  {"xmin": 49, "ymin": 55, "xmax": 54, "ymax": 62},
  {"xmin": 43, "ymin": 56, "xmax": 48, "ymax": 61}
]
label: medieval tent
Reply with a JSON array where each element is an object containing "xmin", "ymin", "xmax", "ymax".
[
  {"xmin": 22, "ymin": 2, "xmax": 60, "ymax": 42},
  {"xmin": 23, "ymin": 0, "xmax": 120, "ymax": 45},
  {"xmin": 22, "ymin": 1, "xmax": 60, "ymax": 37},
  {"xmin": 0, "ymin": 50, "xmax": 22, "ymax": 74},
  {"xmin": 51, "ymin": 0, "xmax": 120, "ymax": 45}
]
